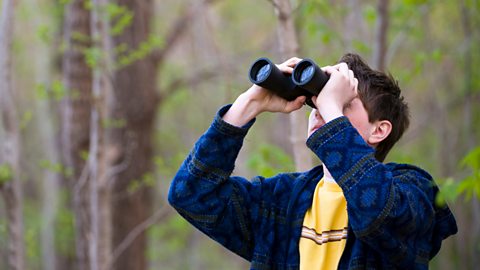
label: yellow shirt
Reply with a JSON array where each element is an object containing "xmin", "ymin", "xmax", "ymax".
[{"xmin": 299, "ymin": 178, "xmax": 348, "ymax": 270}]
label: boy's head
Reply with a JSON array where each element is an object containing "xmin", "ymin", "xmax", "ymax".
[
  {"xmin": 339, "ymin": 53, "xmax": 410, "ymax": 161},
  {"xmin": 308, "ymin": 53, "xmax": 409, "ymax": 162}
]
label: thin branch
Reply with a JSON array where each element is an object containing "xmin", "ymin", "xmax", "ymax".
[
  {"xmin": 159, "ymin": 68, "xmax": 219, "ymax": 104},
  {"xmin": 266, "ymin": 0, "xmax": 281, "ymax": 10},
  {"xmin": 107, "ymin": 205, "xmax": 172, "ymax": 270},
  {"xmin": 152, "ymin": 0, "xmax": 222, "ymax": 68},
  {"xmin": 106, "ymin": 139, "xmax": 136, "ymax": 188},
  {"xmin": 291, "ymin": 0, "xmax": 306, "ymax": 15}
]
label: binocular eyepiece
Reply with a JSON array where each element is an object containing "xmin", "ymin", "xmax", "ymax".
[{"xmin": 248, "ymin": 57, "xmax": 329, "ymax": 108}]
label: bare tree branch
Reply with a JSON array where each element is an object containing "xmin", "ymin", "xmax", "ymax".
[
  {"xmin": 106, "ymin": 138, "xmax": 136, "ymax": 189},
  {"xmin": 152, "ymin": 0, "xmax": 222, "ymax": 68},
  {"xmin": 159, "ymin": 68, "xmax": 219, "ymax": 103},
  {"xmin": 108, "ymin": 205, "xmax": 172, "ymax": 270},
  {"xmin": 266, "ymin": 0, "xmax": 281, "ymax": 10}
]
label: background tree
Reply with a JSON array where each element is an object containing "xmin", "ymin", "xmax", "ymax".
[
  {"xmin": 0, "ymin": 1, "xmax": 479, "ymax": 269},
  {"xmin": 61, "ymin": 1, "xmax": 93, "ymax": 269},
  {"xmin": 108, "ymin": 0, "xmax": 158, "ymax": 268},
  {"xmin": 269, "ymin": 0, "xmax": 313, "ymax": 171},
  {"xmin": 0, "ymin": 0, "xmax": 25, "ymax": 269}
]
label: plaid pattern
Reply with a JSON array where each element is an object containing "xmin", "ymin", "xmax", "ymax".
[{"xmin": 169, "ymin": 105, "xmax": 457, "ymax": 270}]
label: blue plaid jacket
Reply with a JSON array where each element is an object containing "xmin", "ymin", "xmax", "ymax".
[{"xmin": 168, "ymin": 105, "xmax": 457, "ymax": 269}]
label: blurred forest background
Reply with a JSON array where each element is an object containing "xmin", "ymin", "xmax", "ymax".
[{"xmin": 0, "ymin": 0, "xmax": 479, "ymax": 269}]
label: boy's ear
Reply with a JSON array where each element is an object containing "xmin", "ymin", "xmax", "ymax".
[{"xmin": 367, "ymin": 120, "xmax": 392, "ymax": 145}]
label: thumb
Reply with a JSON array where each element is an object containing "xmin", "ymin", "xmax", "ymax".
[{"xmin": 284, "ymin": 96, "xmax": 306, "ymax": 112}]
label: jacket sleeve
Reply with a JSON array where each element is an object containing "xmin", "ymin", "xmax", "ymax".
[
  {"xmin": 306, "ymin": 116, "xmax": 457, "ymax": 268},
  {"xmin": 168, "ymin": 105, "xmax": 261, "ymax": 261}
]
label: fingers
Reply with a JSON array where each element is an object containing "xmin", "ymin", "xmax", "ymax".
[
  {"xmin": 284, "ymin": 96, "xmax": 306, "ymax": 112},
  {"xmin": 321, "ymin": 65, "xmax": 335, "ymax": 75},
  {"xmin": 322, "ymin": 63, "xmax": 349, "ymax": 76},
  {"xmin": 326, "ymin": 62, "xmax": 357, "ymax": 89},
  {"xmin": 338, "ymin": 62, "xmax": 349, "ymax": 76},
  {"xmin": 277, "ymin": 64, "xmax": 294, "ymax": 74},
  {"xmin": 284, "ymin": 57, "xmax": 302, "ymax": 67},
  {"xmin": 277, "ymin": 57, "xmax": 303, "ymax": 74},
  {"xmin": 330, "ymin": 62, "xmax": 348, "ymax": 70}
]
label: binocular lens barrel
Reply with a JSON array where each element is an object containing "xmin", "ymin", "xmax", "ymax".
[
  {"xmin": 249, "ymin": 58, "xmax": 300, "ymax": 101},
  {"xmin": 292, "ymin": 59, "xmax": 329, "ymax": 96},
  {"xmin": 300, "ymin": 65, "xmax": 315, "ymax": 83},
  {"xmin": 248, "ymin": 57, "xmax": 329, "ymax": 108},
  {"xmin": 256, "ymin": 64, "xmax": 271, "ymax": 81}
]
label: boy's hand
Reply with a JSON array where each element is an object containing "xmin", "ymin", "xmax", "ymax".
[
  {"xmin": 313, "ymin": 62, "xmax": 358, "ymax": 123},
  {"xmin": 222, "ymin": 57, "xmax": 306, "ymax": 127}
]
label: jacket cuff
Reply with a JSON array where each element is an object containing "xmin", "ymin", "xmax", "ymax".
[
  {"xmin": 306, "ymin": 116, "xmax": 377, "ymax": 190},
  {"xmin": 306, "ymin": 116, "xmax": 351, "ymax": 150},
  {"xmin": 212, "ymin": 104, "xmax": 256, "ymax": 137}
]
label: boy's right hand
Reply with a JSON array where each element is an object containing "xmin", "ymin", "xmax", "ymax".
[
  {"xmin": 313, "ymin": 63, "xmax": 358, "ymax": 123},
  {"xmin": 222, "ymin": 57, "xmax": 306, "ymax": 127}
]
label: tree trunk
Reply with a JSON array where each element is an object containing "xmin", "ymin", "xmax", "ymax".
[
  {"xmin": 61, "ymin": 1, "xmax": 93, "ymax": 269},
  {"xmin": 89, "ymin": 0, "xmax": 115, "ymax": 269},
  {"xmin": 35, "ymin": 23, "xmax": 61, "ymax": 270},
  {"xmin": 109, "ymin": 1, "xmax": 157, "ymax": 269},
  {"xmin": 271, "ymin": 0, "xmax": 312, "ymax": 171},
  {"xmin": 108, "ymin": 1, "xmax": 221, "ymax": 268},
  {"xmin": 26, "ymin": 1, "xmax": 62, "ymax": 269},
  {"xmin": 0, "ymin": 0, "xmax": 26, "ymax": 269},
  {"xmin": 460, "ymin": 1, "xmax": 479, "ymax": 268},
  {"xmin": 344, "ymin": 0, "xmax": 363, "ymax": 52},
  {"xmin": 372, "ymin": 0, "xmax": 390, "ymax": 71}
]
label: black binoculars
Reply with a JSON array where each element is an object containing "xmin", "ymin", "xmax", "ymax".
[{"xmin": 248, "ymin": 58, "xmax": 329, "ymax": 108}]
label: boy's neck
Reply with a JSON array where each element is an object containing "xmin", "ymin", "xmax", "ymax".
[{"xmin": 323, "ymin": 166, "xmax": 337, "ymax": 184}]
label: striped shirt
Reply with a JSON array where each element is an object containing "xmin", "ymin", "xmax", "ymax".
[{"xmin": 299, "ymin": 178, "xmax": 348, "ymax": 270}]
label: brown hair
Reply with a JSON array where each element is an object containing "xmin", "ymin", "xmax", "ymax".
[{"xmin": 339, "ymin": 53, "xmax": 410, "ymax": 162}]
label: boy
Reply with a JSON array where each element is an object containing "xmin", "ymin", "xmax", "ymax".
[{"xmin": 168, "ymin": 53, "xmax": 457, "ymax": 269}]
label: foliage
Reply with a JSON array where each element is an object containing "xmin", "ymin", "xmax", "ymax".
[
  {"xmin": 457, "ymin": 147, "xmax": 480, "ymax": 200},
  {"xmin": 20, "ymin": 188, "xmax": 76, "ymax": 269},
  {"xmin": 35, "ymin": 80, "xmax": 70, "ymax": 101},
  {"xmin": 105, "ymin": 3, "xmax": 134, "ymax": 36},
  {"xmin": 115, "ymin": 35, "xmax": 163, "ymax": 69},
  {"xmin": 79, "ymin": 2, "xmax": 164, "ymax": 70},
  {"xmin": 147, "ymin": 214, "xmax": 192, "ymax": 268},
  {"xmin": 247, "ymin": 143, "xmax": 295, "ymax": 177},
  {"xmin": 0, "ymin": 164, "xmax": 12, "ymax": 185},
  {"xmin": 54, "ymin": 190, "xmax": 76, "ymax": 258},
  {"xmin": 127, "ymin": 172, "xmax": 155, "ymax": 195},
  {"xmin": 38, "ymin": 159, "xmax": 73, "ymax": 178},
  {"xmin": 437, "ymin": 146, "xmax": 480, "ymax": 206}
]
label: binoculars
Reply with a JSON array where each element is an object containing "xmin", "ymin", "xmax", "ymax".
[{"xmin": 248, "ymin": 58, "xmax": 329, "ymax": 108}]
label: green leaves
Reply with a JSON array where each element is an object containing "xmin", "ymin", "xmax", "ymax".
[
  {"xmin": 0, "ymin": 164, "xmax": 13, "ymax": 185},
  {"xmin": 35, "ymin": 80, "xmax": 70, "ymax": 101},
  {"xmin": 458, "ymin": 146, "xmax": 480, "ymax": 200},
  {"xmin": 247, "ymin": 144, "xmax": 294, "ymax": 177},
  {"xmin": 106, "ymin": 3, "xmax": 134, "ymax": 36},
  {"xmin": 38, "ymin": 160, "xmax": 73, "ymax": 178},
  {"xmin": 437, "ymin": 146, "xmax": 480, "ymax": 206},
  {"xmin": 461, "ymin": 146, "xmax": 480, "ymax": 172},
  {"xmin": 127, "ymin": 172, "xmax": 155, "ymax": 195},
  {"xmin": 402, "ymin": 0, "xmax": 429, "ymax": 5},
  {"xmin": 115, "ymin": 35, "xmax": 163, "ymax": 69},
  {"xmin": 74, "ymin": 3, "xmax": 164, "ymax": 70}
]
